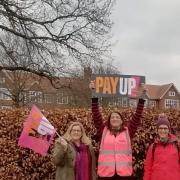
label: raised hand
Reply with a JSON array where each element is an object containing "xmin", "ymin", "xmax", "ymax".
[
  {"xmin": 139, "ymin": 83, "xmax": 148, "ymax": 99},
  {"xmin": 57, "ymin": 136, "xmax": 68, "ymax": 150},
  {"xmin": 89, "ymin": 80, "xmax": 95, "ymax": 90}
]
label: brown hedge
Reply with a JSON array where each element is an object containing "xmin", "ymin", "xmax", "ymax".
[{"xmin": 0, "ymin": 107, "xmax": 180, "ymax": 180}]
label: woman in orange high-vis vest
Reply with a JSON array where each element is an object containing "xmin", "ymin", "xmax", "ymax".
[{"xmin": 89, "ymin": 81, "xmax": 146, "ymax": 180}]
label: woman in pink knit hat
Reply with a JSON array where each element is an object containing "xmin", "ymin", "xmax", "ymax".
[{"xmin": 143, "ymin": 113, "xmax": 180, "ymax": 180}]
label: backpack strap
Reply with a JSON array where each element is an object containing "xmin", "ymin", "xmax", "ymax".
[{"xmin": 151, "ymin": 143, "xmax": 156, "ymax": 160}]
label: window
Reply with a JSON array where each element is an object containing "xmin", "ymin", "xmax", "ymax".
[
  {"xmin": 0, "ymin": 106, "xmax": 12, "ymax": 109},
  {"xmin": 19, "ymin": 91, "xmax": 28, "ymax": 103},
  {"xmin": 108, "ymin": 97, "xmax": 128, "ymax": 107},
  {"xmin": 108, "ymin": 99, "xmax": 116, "ymax": 107},
  {"xmin": 122, "ymin": 97, "xmax": 128, "ymax": 107},
  {"xmin": 29, "ymin": 91, "xmax": 36, "ymax": 101},
  {"xmin": 57, "ymin": 93, "xmax": 69, "ymax": 104},
  {"xmin": 29, "ymin": 91, "xmax": 43, "ymax": 103},
  {"xmin": 0, "ymin": 88, "xmax": 12, "ymax": 100},
  {"xmin": 129, "ymin": 99, "xmax": 137, "ymax": 108},
  {"xmin": 113, "ymin": 97, "xmax": 128, "ymax": 107},
  {"xmin": 44, "ymin": 93, "xmax": 53, "ymax": 104},
  {"xmin": 36, "ymin": 91, "xmax": 43, "ymax": 103},
  {"xmin": 108, "ymin": 97, "xmax": 117, "ymax": 107},
  {"xmin": 165, "ymin": 99, "xmax": 179, "ymax": 108},
  {"xmin": 0, "ymin": 77, "xmax": 5, "ymax": 84},
  {"xmin": 149, "ymin": 101, "xmax": 156, "ymax": 108},
  {"xmin": 169, "ymin": 91, "xmax": 175, "ymax": 96}
]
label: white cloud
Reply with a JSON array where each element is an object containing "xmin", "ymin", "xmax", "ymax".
[{"xmin": 110, "ymin": 0, "xmax": 180, "ymax": 90}]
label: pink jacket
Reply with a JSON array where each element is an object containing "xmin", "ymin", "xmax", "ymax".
[
  {"xmin": 143, "ymin": 134, "xmax": 180, "ymax": 180},
  {"xmin": 98, "ymin": 127, "xmax": 132, "ymax": 177}
]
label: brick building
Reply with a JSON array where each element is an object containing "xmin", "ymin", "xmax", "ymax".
[
  {"xmin": 0, "ymin": 70, "xmax": 179, "ymax": 109},
  {"xmin": 0, "ymin": 70, "xmax": 90, "ymax": 109},
  {"xmin": 128, "ymin": 83, "xmax": 180, "ymax": 109}
]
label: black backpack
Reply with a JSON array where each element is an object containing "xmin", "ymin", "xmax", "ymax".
[{"xmin": 151, "ymin": 140, "xmax": 180, "ymax": 163}]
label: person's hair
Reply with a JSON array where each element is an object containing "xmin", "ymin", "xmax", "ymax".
[
  {"xmin": 105, "ymin": 111, "xmax": 126, "ymax": 132},
  {"xmin": 63, "ymin": 121, "xmax": 92, "ymax": 145}
]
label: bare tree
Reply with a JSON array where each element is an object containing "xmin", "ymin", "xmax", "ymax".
[
  {"xmin": 0, "ymin": 0, "xmax": 115, "ymax": 87},
  {"xmin": 0, "ymin": 33, "xmax": 68, "ymax": 87},
  {"xmin": 66, "ymin": 60, "xmax": 121, "ymax": 107},
  {"xmin": 0, "ymin": 70, "xmax": 29, "ymax": 107},
  {"xmin": 92, "ymin": 60, "xmax": 121, "ymax": 74}
]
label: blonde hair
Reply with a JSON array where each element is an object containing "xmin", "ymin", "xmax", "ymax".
[{"xmin": 63, "ymin": 121, "xmax": 92, "ymax": 145}]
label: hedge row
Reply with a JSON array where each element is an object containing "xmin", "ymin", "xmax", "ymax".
[{"xmin": 0, "ymin": 107, "xmax": 180, "ymax": 179}]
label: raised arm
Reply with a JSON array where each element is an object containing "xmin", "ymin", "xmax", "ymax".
[
  {"xmin": 128, "ymin": 88, "xmax": 146, "ymax": 138},
  {"xmin": 92, "ymin": 97, "xmax": 105, "ymax": 141}
]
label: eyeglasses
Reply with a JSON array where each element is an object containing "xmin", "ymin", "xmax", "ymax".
[
  {"xmin": 158, "ymin": 127, "xmax": 169, "ymax": 131},
  {"xmin": 71, "ymin": 129, "xmax": 82, "ymax": 133}
]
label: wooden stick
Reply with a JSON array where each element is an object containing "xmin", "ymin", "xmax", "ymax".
[{"xmin": 55, "ymin": 131, "xmax": 61, "ymax": 138}]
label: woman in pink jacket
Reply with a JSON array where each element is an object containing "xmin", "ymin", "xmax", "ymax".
[
  {"xmin": 143, "ymin": 114, "xmax": 180, "ymax": 180},
  {"xmin": 90, "ymin": 81, "xmax": 146, "ymax": 180}
]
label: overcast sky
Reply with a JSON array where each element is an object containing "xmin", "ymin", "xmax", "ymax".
[{"xmin": 110, "ymin": 0, "xmax": 180, "ymax": 90}]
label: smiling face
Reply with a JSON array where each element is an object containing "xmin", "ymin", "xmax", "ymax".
[
  {"xmin": 70, "ymin": 125, "xmax": 82, "ymax": 142},
  {"xmin": 110, "ymin": 112, "xmax": 123, "ymax": 129},
  {"xmin": 157, "ymin": 124, "xmax": 169, "ymax": 139}
]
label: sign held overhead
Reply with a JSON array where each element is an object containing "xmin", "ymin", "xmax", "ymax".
[{"xmin": 91, "ymin": 74, "xmax": 145, "ymax": 97}]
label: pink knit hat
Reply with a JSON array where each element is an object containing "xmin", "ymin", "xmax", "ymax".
[{"xmin": 157, "ymin": 114, "xmax": 170, "ymax": 129}]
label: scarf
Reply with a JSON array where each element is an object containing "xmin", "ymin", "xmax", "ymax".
[
  {"xmin": 73, "ymin": 143, "xmax": 92, "ymax": 180},
  {"xmin": 155, "ymin": 134, "xmax": 177, "ymax": 146}
]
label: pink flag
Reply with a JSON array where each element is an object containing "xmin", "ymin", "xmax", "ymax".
[{"xmin": 18, "ymin": 105, "xmax": 56, "ymax": 156}]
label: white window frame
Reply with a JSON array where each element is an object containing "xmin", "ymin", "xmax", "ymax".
[
  {"xmin": 0, "ymin": 88, "xmax": 12, "ymax": 100},
  {"xmin": 0, "ymin": 105, "xmax": 12, "ymax": 109},
  {"xmin": 108, "ymin": 100, "xmax": 116, "ymax": 107},
  {"xmin": 108, "ymin": 97, "xmax": 128, "ymax": 107},
  {"xmin": 108, "ymin": 97, "xmax": 117, "ymax": 107},
  {"xmin": 116, "ymin": 97, "xmax": 122, "ymax": 106},
  {"xmin": 129, "ymin": 99, "xmax": 137, "ymax": 108},
  {"xmin": 57, "ymin": 93, "xmax": 69, "ymax": 104},
  {"xmin": 29, "ymin": 91, "xmax": 43, "ymax": 103},
  {"xmin": 122, "ymin": 97, "xmax": 128, "ymax": 107},
  {"xmin": 19, "ymin": 91, "xmax": 27, "ymax": 103},
  {"xmin": 165, "ymin": 99, "xmax": 179, "ymax": 108},
  {"xmin": 36, "ymin": 91, "xmax": 43, "ymax": 103},
  {"xmin": 44, "ymin": 93, "xmax": 53, "ymax": 104},
  {"xmin": 169, "ymin": 91, "xmax": 175, "ymax": 96},
  {"xmin": 0, "ymin": 77, "xmax": 5, "ymax": 83},
  {"xmin": 149, "ymin": 100, "xmax": 156, "ymax": 108}
]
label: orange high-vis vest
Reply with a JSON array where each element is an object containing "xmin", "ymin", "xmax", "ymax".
[{"xmin": 98, "ymin": 127, "xmax": 133, "ymax": 177}]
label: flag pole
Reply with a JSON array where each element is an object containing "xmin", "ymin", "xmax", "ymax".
[{"xmin": 55, "ymin": 131, "xmax": 61, "ymax": 138}]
